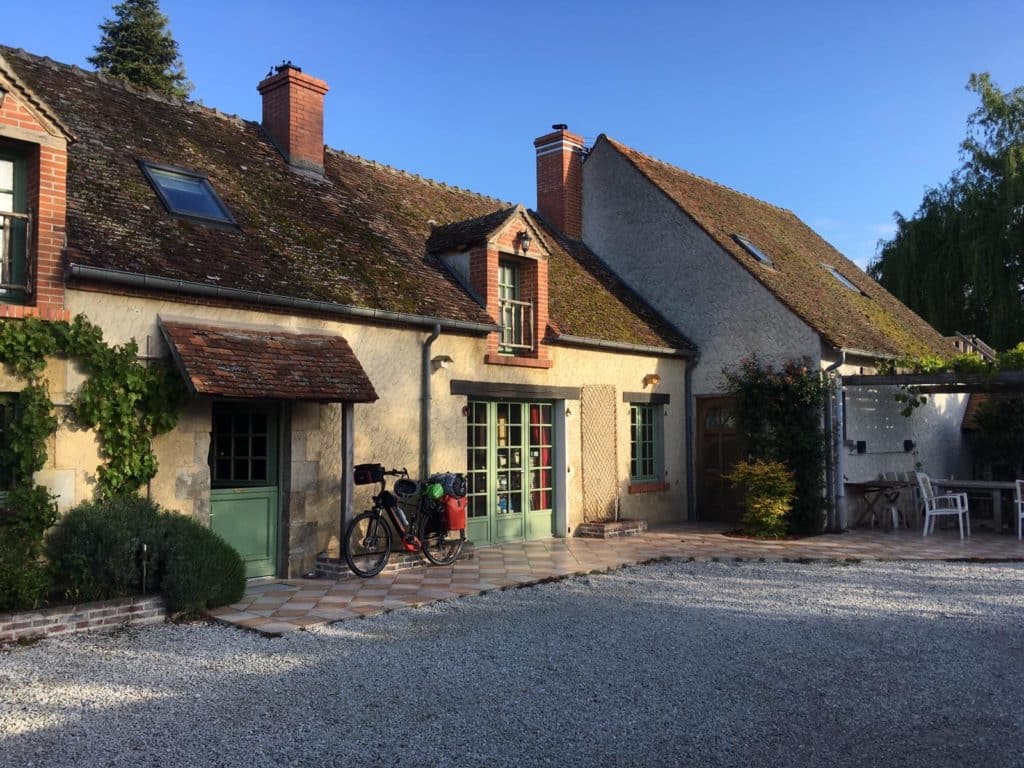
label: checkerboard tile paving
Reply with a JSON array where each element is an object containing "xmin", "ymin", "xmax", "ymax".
[{"xmin": 207, "ymin": 524, "xmax": 1024, "ymax": 636}]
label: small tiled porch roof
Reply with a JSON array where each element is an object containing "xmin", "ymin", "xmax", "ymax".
[{"xmin": 159, "ymin": 319, "xmax": 378, "ymax": 403}]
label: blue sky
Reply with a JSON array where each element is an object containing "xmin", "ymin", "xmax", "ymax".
[{"xmin": 5, "ymin": 1, "xmax": 1023, "ymax": 267}]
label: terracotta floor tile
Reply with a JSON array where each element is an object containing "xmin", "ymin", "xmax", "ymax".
[{"xmin": 210, "ymin": 524, "xmax": 1024, "ymax": 636}]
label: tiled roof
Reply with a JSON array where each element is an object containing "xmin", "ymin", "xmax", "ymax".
[
  {"xmin": 0, "ymin": 48, "xmax": 685, "ymax": 354},
  {"xmin": 159, "ymin": 319, "xmax": 377, "ymax": 402},
  {"xmin": 426, "ymin": 207, "xmax": 518, "ymax": 253},
  {"xmin": 601, "ymin": 136, "xmax": 951, "ymax": 357}
]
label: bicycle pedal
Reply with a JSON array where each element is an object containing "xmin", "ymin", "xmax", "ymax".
[{"xmin": 402, "ymin": 535, "xmax": 421, "ymax": 552}]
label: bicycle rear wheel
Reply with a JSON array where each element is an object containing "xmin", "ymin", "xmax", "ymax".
[
  {"xmin": 417, "ymin": 512, "xmax": 465, "ymax": 566},
  {"xmin": 344, "ymin": 510, "xmax": 392, "ymax": 577}
]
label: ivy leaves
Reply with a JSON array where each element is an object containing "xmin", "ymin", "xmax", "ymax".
[{"xmin": 0, "ymin": 315, "xmax": 185, "ymax": 497}]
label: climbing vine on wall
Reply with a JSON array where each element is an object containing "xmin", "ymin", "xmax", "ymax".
[{"xmin": 0, "ymin": 314, "xmax": 186, "ymax": 498}]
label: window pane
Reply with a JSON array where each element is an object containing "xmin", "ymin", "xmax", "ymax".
[{"xmin": 147, "ymin": 167, "xmax": 232, "ymax": 222}]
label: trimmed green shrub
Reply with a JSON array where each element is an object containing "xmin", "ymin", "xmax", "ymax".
[
  {"xmin": 157, "ymin": 513, "xmax": 244, "ymax": 613},
  {"xmin": 726, "ymin": 459, "xmax": 796, "ymax": 539},
  {"xmin": 0, "ymin": 486, "xmax": 58, "ymax": 611},
  {"xmin": 45, "ymin": 495, "xmax": 163, "ymax": 602},
  {"xmin": 45, "ymin": 497, "xmax": 245, "ymax": 614}
]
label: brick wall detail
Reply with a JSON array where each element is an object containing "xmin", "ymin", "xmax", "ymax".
[
  {"xmin": 467, "ymin": 212, "xmax": 552, "ymax": 368},
  {"xmin": 534, "ymin": 127, "xmax": 585, "ymax": 240},
  {"xmin": 0, "ymin": 594, "xmax": 166, "ymax": 645},
  {"xmin": 0, "ymin": 89, "xmax": 68, "ymax": 315},
  {"xmin": 257, "ymin": 66, "xmax": 330, "ymax": 174}
]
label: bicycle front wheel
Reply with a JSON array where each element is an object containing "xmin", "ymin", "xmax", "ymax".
[
  {"xmin": 417, "ymin": 512, "xmax": 465, "ymax": 566},
  {"xmin": 344, "ymin": 510, "xmax": 392, "ymax": 577}
]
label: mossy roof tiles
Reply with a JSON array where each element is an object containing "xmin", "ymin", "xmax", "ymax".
[
  {"xmin": 602, "ymin": 136, "xmax": 950, "ymax": 358},
  {"xmin": 1, "ymin": 46, "xmax": 685, "ymax": 353}
]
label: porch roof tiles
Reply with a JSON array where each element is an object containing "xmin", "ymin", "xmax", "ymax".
[{"xmin": 159, "ymin": 320, "xmax": 378, "ymax": 403}]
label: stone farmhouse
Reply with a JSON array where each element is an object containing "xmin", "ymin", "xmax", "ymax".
[{"xmin": 0, "ymin": 45, "xmax": 962, "ymax": 576}]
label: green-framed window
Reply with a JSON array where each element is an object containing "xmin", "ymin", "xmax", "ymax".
[
  {"xmin": 210, "ymin": 404, "xmax": 278, "ymax": 487},
  {"xmin": 0, "ymin": 149, "xmax": 29, "ymax": 303},
  {"xmin": 629, "ymin": 403, "xmax": 663, "ymax": 483},
  {"xmin": 497, "ymin": 259, "xmax": 532, "ymax": 354}
]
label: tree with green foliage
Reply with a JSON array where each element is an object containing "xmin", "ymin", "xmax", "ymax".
[
  {"xmin": 868, "ymin": 74, "xmax": 1024, "ymax": 350},
  {"xmin": 88, "ymin": 0, "xmax": 193, "ymax": 98}
]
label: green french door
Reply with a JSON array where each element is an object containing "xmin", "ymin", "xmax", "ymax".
[
  {"xmin": 466, "ymin": 400, "xmax": 555, "ymax": 545},
  {"xmin": 209, "ymin": 403, "xmax": 279, "ymax": 578}
]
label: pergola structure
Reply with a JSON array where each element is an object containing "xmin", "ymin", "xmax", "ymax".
[{"xmin": 828, "ymin": 370, "xmax": 1024, "ymax": 530}]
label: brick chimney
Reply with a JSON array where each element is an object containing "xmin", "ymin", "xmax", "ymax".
[
  {"xmin": 534, "ymin": 124, "xmax": 585, "ymax": 239},
  {"xmin": 257, "ymin": 62, "xmax": 329, "ymax": 175}
]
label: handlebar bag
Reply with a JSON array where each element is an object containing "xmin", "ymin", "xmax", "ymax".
[{"xmin": 353, "ymin": 463, "xmax": 385, "ymax": 485}]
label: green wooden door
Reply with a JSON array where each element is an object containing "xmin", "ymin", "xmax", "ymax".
[
  {"xmin": 466, "ymin": 400, "xmax": 555, "ymax": 546},
  {"xmin": 209, "ymin": 404, "xmax": 279, "ymax": 578}
]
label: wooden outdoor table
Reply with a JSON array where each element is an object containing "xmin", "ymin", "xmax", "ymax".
[
  {"xmin": 932, "ymin": 479, "xmax": 1017, "ymax": 531},
  {"xmin": 845, "ymin": 480, "xmax": 909, "ymax": 530}
]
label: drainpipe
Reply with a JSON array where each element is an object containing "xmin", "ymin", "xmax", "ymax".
[
  {"xmin": 684, "ymin": 357, "xmax": 697, "ymax": 521},
  {"xmin": 824, "ymin": 350, "xmax": 847, "ymax": 531},
  {"xmin": 420, "ymin": 324, "xmax": 441, "ymax": 481}
]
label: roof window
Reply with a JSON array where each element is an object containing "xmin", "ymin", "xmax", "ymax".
[
  {"xmin": 140, "ymin": 161, "xmax": 236, "ymax": 226},
  {"xmin": 822, "ymin": 264, "xmax": 863, "ymax": 294},
  {"xmin": 732, "ymin": 234, "xmax": 773, "ymax": 267}
]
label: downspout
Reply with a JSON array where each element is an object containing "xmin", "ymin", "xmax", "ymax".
[
  {"xmin": 824, "ymin": 350, "xmax": 846, "ymax": 531},
  {"xmin": 685, "ymin": 356, "xmax": 697, "ymax": 521},
  {"xmin": 420, "ymin": 324, "xmax": 441, "ymax": 481}
]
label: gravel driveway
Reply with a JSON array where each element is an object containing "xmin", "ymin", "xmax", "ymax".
[{"xmin": 2, "ymin": 559, "xmax": 1023, "ymax": 768}]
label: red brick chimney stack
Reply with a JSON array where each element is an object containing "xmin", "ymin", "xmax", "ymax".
[
  {"xmin": 257, "ymin": 62, "xmax": 329, "ymax": 175},
  {"xmin": 534, "ymin": 124, "xmax": 585, "ymax": 240}
]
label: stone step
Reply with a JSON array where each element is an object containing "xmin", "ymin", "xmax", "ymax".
[
  {"xmin": 576, "ymin": 519, "xmax": 649, "ymax": 538},
  {"xmin": 316, "ymin": 541, "xmax": 475, "ymax": 580}
]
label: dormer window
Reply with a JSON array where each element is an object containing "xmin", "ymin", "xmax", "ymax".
[
  {"xmin": 823, "ymin": 264, "xmax": 863, "ymax": 294},
  {"xmin": 732, "ymin": 234, "xmax": 774, "ymax": 267},
  {"xmin": 0, "ymin": 150, "xmax": 29, "ymax": 302},
  {"xmin": 498, "ymin": 259, "xmax": 533, "ymax": 354},
  {"xmin": 140, "ymin": 161, "xmax": 236, "ymax": 227}
]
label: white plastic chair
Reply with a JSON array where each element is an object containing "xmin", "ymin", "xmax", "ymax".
[
  {"xmin": 915, "ymin": 472, "xmax": 970, "ymax": 540},
  {"xmin": 1016, "ymin": 480, "xmax": 1023, "ymax": 541}
]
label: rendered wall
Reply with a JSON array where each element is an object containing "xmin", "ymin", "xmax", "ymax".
[
  {"xmin": 582, "ymin": 143, "xmax": 821, "ymax": 397},
  {"xmin": 65, "ymin": 289, "xmax": 688, "ymax": 572}
]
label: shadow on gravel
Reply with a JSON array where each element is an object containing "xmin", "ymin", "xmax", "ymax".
[{"xmin": 2, "ymin": 561, "xmax": 1023, "ymax": 768}]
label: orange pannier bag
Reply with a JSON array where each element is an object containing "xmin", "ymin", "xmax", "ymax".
[{"xmin": 443, "ymin": 495, "xmax": 468, "ymax": 531}]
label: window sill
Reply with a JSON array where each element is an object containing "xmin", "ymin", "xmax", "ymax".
[
  {"xmin": 484, "ymin": 353, "xmax": 552, "ymax": 369},
  {"xmin": 627, "ymin": 481, "xmax": 669, "ymax": 495}
]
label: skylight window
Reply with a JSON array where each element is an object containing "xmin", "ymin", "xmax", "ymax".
[
  {"xmin": 140, "ymin": 161, "xmax": 236, "ymax": 226},
  {"xmin": 732, "ymin": 234, "xmax": 773, "ymax": 267},
  {"xmin": 823, "ymin": 264, "xmax": 863, "ymax": 294}
]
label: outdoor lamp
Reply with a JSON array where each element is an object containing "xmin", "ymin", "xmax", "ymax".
[
  {"xmin": 431, "ymin": 354, "xmax": 454, "ymax": 371},
  {"xmin": 517, "ymin": 230, "xmax": 532, "ymax": 254}
]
